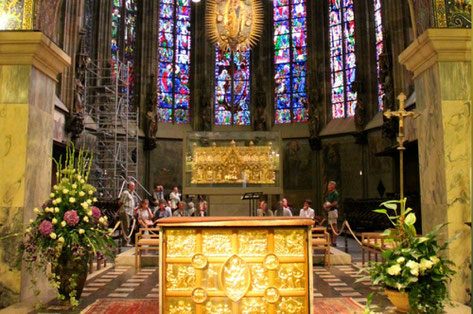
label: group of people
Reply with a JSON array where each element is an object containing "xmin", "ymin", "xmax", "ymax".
[
  {"xmin": 256, "ymin": 181, "xmax": 340, "ymax": 246},
  {"xmin": 117, "ymin": 183, "xmax": 208, "ymax": 245},
  {"xmin": 118, "ymin": 181, "xmax": 340, "ymax": 246}
]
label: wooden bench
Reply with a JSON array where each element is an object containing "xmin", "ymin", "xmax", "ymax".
[
  {"xmin": 312, "ymin": 227, "xmax": 331, "ymax": 268},
  {"xmin": 361, "ymin": 232, "xmax": 395, "ymax": 265},
  {"xmin": 135, "ymin": 227, "xmax": 160, "ymax": 269}
]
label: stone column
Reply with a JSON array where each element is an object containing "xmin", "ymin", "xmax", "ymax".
[
  {"xmin": 399, "ymin": 28, "xmax": 471, "ymax": 303},
  {"xmin": 0, "ymin": 32, "xmax": 70, "ymax": 307}
]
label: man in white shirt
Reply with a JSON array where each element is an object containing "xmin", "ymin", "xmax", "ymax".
[
  {"xmin": 169, "ymin": 186, "xmax": 180, "ymax": 211},
  {"xmin": 118, "ymin": 182, "xmax": 135, "ymax": 245},
  {"xmin": 299, "ymin": 199, "xmax": 315, "ymax": 219}
]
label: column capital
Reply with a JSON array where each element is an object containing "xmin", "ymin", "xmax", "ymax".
[
  {"xmin": 399, "ymin": 28, "xmax": 471, "ymax": 79},
  {"xmin": 0, "ymin": 31, "xmax": 71, "ymax": 81}
]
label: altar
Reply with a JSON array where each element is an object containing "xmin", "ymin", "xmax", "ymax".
[{"xmin": 157, "ymin": 217, "xmax": 314, "ymax": 313}]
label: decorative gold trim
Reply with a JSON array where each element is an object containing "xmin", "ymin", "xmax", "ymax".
[
  {"xmin": 192, "ymin": 253, "xmax": 208, "ymax": 269},
  {"xmin": 263, "ymin": 253, "xmax": 279, "ymax": 270},
  {"xmin": 264, "ymin": 287, "xmax": 280, "ymax": 304},
  {"xmin": 206, "ymin": 0, "xmax": 264, "ymax": 52},
  {"xmin": 191, "ymin": 287, "xmax": 208, "ymax": 304},
  {"xmin": 22, "ymin": 0, "xmax": 34, "ymax": 29},
  {"xmin": 434, "ymin": 0, "xmax": 447, "ymax": 28}
]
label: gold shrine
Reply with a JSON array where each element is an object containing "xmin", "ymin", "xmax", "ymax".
[
  {"xmin": 158, "ymin": 217, "xmax": 314, "ymax": 313},
  {"xmin": 191, "ymin": 140, "xmax": 276, "ymax": 184}
]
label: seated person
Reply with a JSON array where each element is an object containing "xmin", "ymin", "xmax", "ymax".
[
  {"xmin": 135, "ymin": 199, "xmax": 154, "ymax": 229},
  {"xmin": 173, "ymin": 201, "xmax": 190, "ymax": 217},
  {"xmin": 275, "ymin": 201, "xmax": 292, "ymax": 216},
  {"xmin": 299, "ymin": 199, "xmax": 315, "ymax": 218},
  {"xmin": 154, "ymin": 199, "xmax": 171, "ymax": 220},
  {"xmin": 193, "ymin": 201, "xmax": 208, "ymax": 217},
  {"xmin": 257, "ymin": 200, "xmax": 273, "ymax": 216}
]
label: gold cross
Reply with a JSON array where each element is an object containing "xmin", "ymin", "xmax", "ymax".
[
  {"xmin": 384, "ymin": 92, "xmax": 419, "ymax": 150},
  {"xmin": 384, "ymin": 92, "xmax": 419, "ymax": 200}
]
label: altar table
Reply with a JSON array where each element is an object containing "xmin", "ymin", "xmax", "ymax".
[{"xmin": 157, "ymin": 217, "xmax": 314, "ymax": 313}]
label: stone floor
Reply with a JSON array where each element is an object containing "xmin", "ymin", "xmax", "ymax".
[{"xmin": 2, "ymin": 237, "xmax": 469, "ymax": 313}]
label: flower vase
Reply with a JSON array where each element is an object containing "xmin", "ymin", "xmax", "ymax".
[
  {"xmin": 54, "ymin": 253, "xmax": 89, "ymax": 302},
  {"xmin": 385, "ymin": 288, "xmax": 411, "ymax": 313}
]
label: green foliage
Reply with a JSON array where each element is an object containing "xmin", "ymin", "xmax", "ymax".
[
  {"xmin": 19, "ymin": 143, "xmax": 117, "ymax": 308},
  {"xmin": 365, "ymin": 198, "xmax": 456, "ymax": 313}
]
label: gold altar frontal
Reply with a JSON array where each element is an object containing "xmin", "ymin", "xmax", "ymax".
[{"xmin": 157, "ymin": 217, "xmax": 314, "ymax": 313}]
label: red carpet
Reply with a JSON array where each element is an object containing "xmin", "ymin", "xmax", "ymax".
[
  {"xmin": 314, "ymin": 297, "xmax": 364, "ymax": 313},
  {"xmin": 81, "ymin": 299, "xmax": 159, "ymax": 314},
  {"xmin": 82, "ymin": 298, "xmax": 362, "ymax": 313}
]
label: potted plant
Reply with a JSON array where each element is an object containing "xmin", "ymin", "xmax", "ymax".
[
  {"xmin": 364, "ymin": 198, "xmax": 457, "ymax": 313},
  {"xmin": 20, "ymin": 145, "xmax": 116, "ymax": 308}
]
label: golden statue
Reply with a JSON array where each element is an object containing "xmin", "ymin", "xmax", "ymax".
[{"xmin": 224, "ymin": 0, "xmax": 243, "ymax": 39}]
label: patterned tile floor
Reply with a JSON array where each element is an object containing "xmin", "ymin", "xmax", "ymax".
[{"xmin": 41, "ymin": 238, "xmax": 394, "ymax": 313}]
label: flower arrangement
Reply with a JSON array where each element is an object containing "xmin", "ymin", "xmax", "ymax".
[
  {"xmin": 20, "ymin": 145, "xmax": 116, "ymax": 307},
  {"xmin": 365, "ymin": 198, "xmax": 457, "ymax": 313}
]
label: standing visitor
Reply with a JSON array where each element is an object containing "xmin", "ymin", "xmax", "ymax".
[
  {"xmin": 323, "ymin": 181, "xmax": 340, "ymax": 246},
  {"xmin": 152, "ymin": 185, "xmax": 165, "ymax": 201},
  {"xmin": 170, "ymin": 186, "xmax": 181, "ymax": 211},
  {"xmin": 275, "ymin": 201, "xmax": 292, "ymax": 216},
  {"xmin": 173, "ymin": 201, "xmax": 190, "ymax": 217},
  {"xmin": 118, "ymin": 182, "xmax": 136, "ymax": 246}
]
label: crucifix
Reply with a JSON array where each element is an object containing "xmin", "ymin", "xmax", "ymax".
[{"xmin": 384, "ymin": 92, "xmax": 419, "ymax": 200}]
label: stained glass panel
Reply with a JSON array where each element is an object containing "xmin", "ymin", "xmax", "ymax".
[
  {"xmin": 329, "ymin": 0, "xmax": 357, "ymax": 118},
  {"xmin": 157, "ymin": 0, "xmax": 191, "ymax": 123},
  {"xmin": 214, "ymin": 47, "xmax": 251, "ymax": 126},
  {"xmin": 374, "ymin": 0, "xmax": 384, "ymax": 110},
  {"xmin": 273, "ymin": 0, "xmax": 308, "ymax": 124}
]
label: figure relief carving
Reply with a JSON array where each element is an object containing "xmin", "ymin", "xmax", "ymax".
[
  {"xmin": 307, "ymin": 89, "xmax": 322, "ymax": 151},
  {"xmin": 276, "ymin": 264, "xmax": 304, "ymax": 290},
  {"xmin": 201, "ymin": 96, "xmax": 212, "ymax": 131},
  {"xmin": 204, "ymin": 300, "xmax": 232, "ymax": 314},
  {"xmin": 238, "ymin": 231, "xmax": 268, "ymax": 256},
  {"xmin": 249, "ymin": 264, "xmax": 269, "ymax": 291},
  {"xmin": 166, "ymin": 230, "xmax": 196, "ymax": 257},
  {"xmin": 203, "ymin": 232, "xmax": 233, "ymax": 256},
  {"xmin": 241, "ymin": 298, "xmax": 267, "ymax": 313},
  {"xmin": 204, "ymin": 264, "xmax": 219, "ymax": 290},
  {"xmin": 352, "ymin": 80, "xmax": 365, "ymax": 132},
  {"xmin": 379, "ymin": 33, "xmax": 397, "ymax": 140},
  {"xmin": 166, "ymin": 265, "xmax": 196, "ymax": 290},
  {"xmin": 276, "ymin": 297, "xmax": 305, "ymax": 314},
  {"xmin": 274, "ymin": 229, "xmax": 305, "ymax": 256},
  {"xmin": 220, "ymin": 255, "xmax": 251, "ymax": 302},
  {"xmin": 168, "ymin": 300, "xmax": 193, "ymax": 313}
]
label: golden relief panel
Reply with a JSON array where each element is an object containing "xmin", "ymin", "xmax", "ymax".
[
  {"xmin": 166, "ymin": 229, "xmax": 196, "ymax": 257},
  {"xmin": 203, "ymin": 231, "xmax": 233, "ymax": 256},
  {"xmin": 238, "ymin": 230, "xmax": 268, "ymax": 256},
  {"xmin": 241, "ymin": 298, "xmax": 268, "ymax": 313},
  {"xmin": 203, "ymin": 263, "xmax": 220, "ymax": 290},
  {"xmin": 275, "ymin": 264, "xmax": 305, "ymax": 290},
  {"xmin": 167, "ymin": 298, "xmax": 195, "ymax": 313},
  {"xmin": 274, "ymin": 229, "xmax": 305, "ymax": 256},
  {"xmin": 276, "ymin": 297, "xmax": 305, "ymax": 314},
  {"xmin": 220, "ymin": 255, "xmax": 251, "ymax": 302},
  {"xmin": 249, "ymin": 264, "xmax": 268, "ymax": 291},
  {"xmin": 203, "ymin": 298, "xmax": 233, "ymax": 314},
  {"xmin": 191, "ymin": 141, "xmax": 277, "ymax": 184},
  {"xmin": 166, "ymin": 264, "xmax": 196, "ymax": 290}
]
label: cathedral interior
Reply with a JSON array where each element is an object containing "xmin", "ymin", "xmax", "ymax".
[{"xmin": 0, "ymin": 0, "xmax": 472, "ymax": 312}]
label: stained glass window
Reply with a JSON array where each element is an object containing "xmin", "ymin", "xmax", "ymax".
[
  {"xmin": 273, "ymin": 0, "xmax": 308, "ymax": 124},
  {"xmin": 214, "ymin": 48, "xmax": 251, "ymax": 126},
  {"xmin": 329, "ymin": 0, "xmax": 356, "ymax": 119},
  {"xmin": 157, "ymin": 0, "xmax": 191, "ymax": 124},
  {"xmin": 111, "ymin": 0, "xmax": 137, "ymax": 100},
  {"xmin": 374, "ymin": 0, "xmax": 384, "ymax": 111}
]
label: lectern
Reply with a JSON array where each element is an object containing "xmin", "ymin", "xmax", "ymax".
[{"xmin": 157, "ymin": 217, "xmax": 314, "ymax": 313}]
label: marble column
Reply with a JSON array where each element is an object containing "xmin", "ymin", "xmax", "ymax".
[
  {"xmin": 399, "ymin": 28, "xmax": 471, "ymax": 304},
  {"xmin": 0, "ymin": 32, "xmax": 70, "ymax": 307}
]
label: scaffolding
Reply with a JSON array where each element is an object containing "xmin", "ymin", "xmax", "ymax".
[{"xmin": 84, "ymin": 59, "xmax": 138, "ymax": 200}]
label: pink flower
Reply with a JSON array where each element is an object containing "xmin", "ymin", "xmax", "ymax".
[
  {"xmin": 91, "ymin": 206, "xmax": 101, "ymax": 219},
  {"xmin": 38, "ymin": 220, "xmax": 53, "ymax": 236},
  {"xmin": 63, "ymin": 210, "xmax": 79, "ymax": 226}
]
